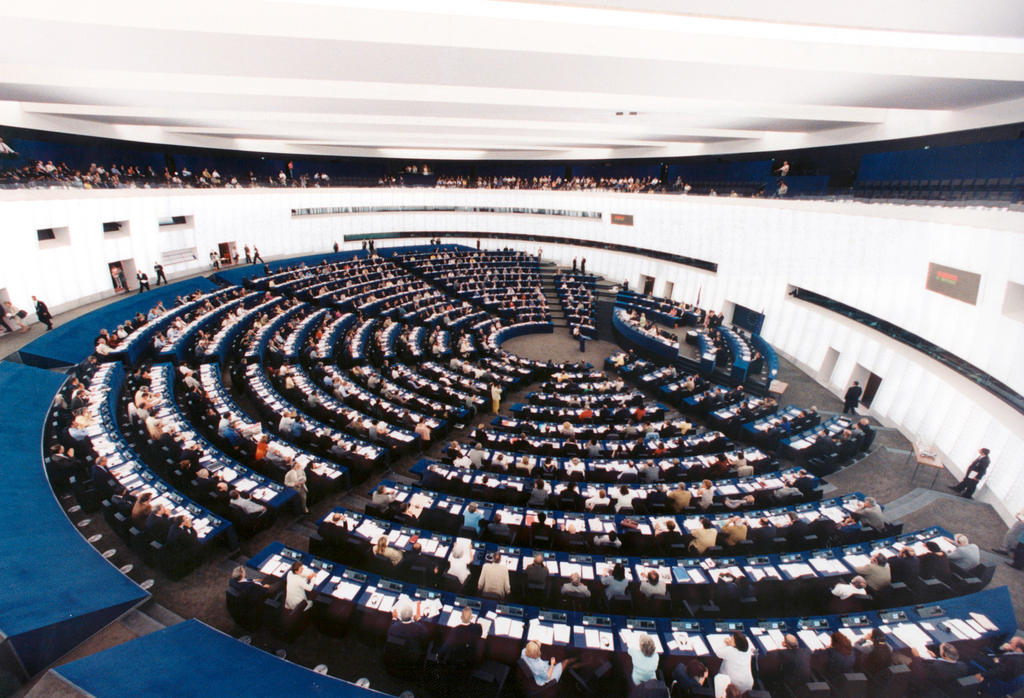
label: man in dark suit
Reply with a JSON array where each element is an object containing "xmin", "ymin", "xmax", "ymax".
[
  {"xmin": 558, "ymin": 481, "xmax": 585, "ymax": 511},
  {"xmin": 786, "ymin": 511, "xmax": 810, "ymax": 545},
  {"xmin": 913, "ymin": 643, "xmax": 971, "ymax": 687},
  {"xmin": 438, "ymin": 606, "xmax": 483, "ymax": 664},
  {"xmin": 843, "ymin": 381, "xmax": 862, "ymax": 414},
  {"xmin": 779, "ymin": 634, "xmax": 813, "ymax": 686},
  {"xmin": 656, "ymin": 520, "xmax": 685, "ymax": 553},
  {"xmin": 402, "ymin": 541, "xmax": 439, "ymax": 581},
  {"xmin": 32, "ymin": 295, "xmax": 53, "ymax": 330},
  {"xmin": 949, "ymin": 448, "xmax": 990, "ymax": 499},
  {"xmin": 154, "ymin": 262, "xmax": 168, "ymax": 285},
  {"xmin": 145, "ymin": 505, "xmax": 174, "ymax": 543},
  {"xmin": 646, "ymin": 483, "xmax": 668, "ymax": 510},
  {"xmin": 388, "ymin": 601, "xmax": 429, "ymax": 648},
  {"xmin": 977, "ymin": 637, "xmax": 1024, "ymax": 695},
  {"xmin": 318, "ymin": 512, "xmax": 349, "ymax": 547},
  {"xmin": 750, "ymin": 517, "xmax": 777, "ymax": 549},
  {"xmin": 230, "ymin": 566, "xmax": 270, "ymax": 604}
]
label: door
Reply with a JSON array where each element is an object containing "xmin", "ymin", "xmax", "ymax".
[
  {"xmin": 819, "ymin": 347, "xmax": 839, "ymax": 384},
  {"xmin": 110, "ymin": 259, "xmax": 138, "ymax": 292},
  {"xmin": 862, "ymin": 372, "xmax": 882, "ymax": 408},
  {"xmin": 663, "ymin": 281, "xmax": 675, "ymax": 300},
  {"xmin": 218, "ymin": 241, "xmax": 237, "ymax": 266},
  {"xmin": 641, "ymin": 275, "xmax": 655, "ymax": 295}
]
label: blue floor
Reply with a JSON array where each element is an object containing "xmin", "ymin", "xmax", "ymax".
[
  {"xmin": 19, "ymin": 277, "xmax": 218, "ymax": 368},
  {"xmin": 54, "ymin": 620, "xmax": 381, "ymax": 697},
  {"xmin": 0, "ymin": 362, "xmax": 148, "ymax": 676}
]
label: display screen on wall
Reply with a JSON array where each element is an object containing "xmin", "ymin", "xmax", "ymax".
[
  {"xmin": 732, "ymin": 303, "xmax": 765, "ymax": 335},
  {"xmin": 610, "ymin": 213, "xmax": 634, "ymax": 226},
  {"xmin": 926, "ymin": 263, "xmax": 981, "ymax": 305}
]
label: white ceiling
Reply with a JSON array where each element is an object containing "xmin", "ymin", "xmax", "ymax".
[{"xmin": 1, "ymin": 0, "xmax": 1023, "ymax": 160}]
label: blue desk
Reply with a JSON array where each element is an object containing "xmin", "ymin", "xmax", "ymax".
[
  {"xmin": 245, "ymin": 540, "xmax": 1017, "ymax": 682},
  {"xmin": 0, "ymin": 363, "xmax": 149, "ymax": 678},
  {"xmin": 19, "ymin": 276, "xmax": 218, "ymax": 368},
  {"xmin": 54, "ymin": 618, "xmax": 382, "ymax": 696},
  {"xmin": 613, "ymin": 309, "xmax": 678, "ymax": 361}
]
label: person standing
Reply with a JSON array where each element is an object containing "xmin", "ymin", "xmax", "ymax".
[
  {"xmin": 32, "ymin": 296, "xmax": 53, "ymax": 330},
  {"xmin": 490, "ymin": 383, "xmax": 502, "ymax": 415},
  {"xmin": 244, "ymin": 245, "xmax": 252, "ymax": 263},
  {"xmin": 3, "ymin": 301, "xmax": 29, "ymax": 333},
  {"xmin": 136, "ymin": 271, "xmax": 150, "ymax": 293},
  {"xmin": 950, "ymin": 448, "xmax": 991, "ymax": 499},
  {"xmin": 573, "ymin": 326, "xmax": 586, "ymax": 353},
  {"xmin": 284, "ymin": 460, "xmax": 309, "ymax": 514},
  {"xmin": 572, "ymin": 257, "xmax": 577, "ymax": 272},
  {"xmin": 580, "ymin": 257, "xmax": 587, "ymax": 274},
  {"xmin": 843, "ymin": 381, "xmax": 862, "ymax": 414},
  {"xmin": 994, "ymin": 508, "xmax": 1024, "ymax": 556},
  {"xmin": 333, "ymin": 241, "xmax": 339, "ymax": 253},
  {"xmin": 252, "ymin": 246, "xmax": 264, "ymax": 264},
  {"xmin": 153, "ymin": 262, "xmax": 168, "ymax": 286}
]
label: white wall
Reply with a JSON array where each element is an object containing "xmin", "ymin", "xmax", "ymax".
[{"xmin": 2, "ymin": 188, "xmax": 1022, "ymax": 520}]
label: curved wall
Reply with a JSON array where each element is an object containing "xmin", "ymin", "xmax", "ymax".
[{"xmin": 2, "ymin": 188, "xmax": 1022, "ymax": 520}]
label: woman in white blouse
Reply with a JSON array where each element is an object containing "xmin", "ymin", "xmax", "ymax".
[
  {"xmin": 446, "ymin": 537, "xmax": 473, "ymax": 584},
  {"xmin": 714, "ymin": 631, "xmax": 754, "ymax": 697}
]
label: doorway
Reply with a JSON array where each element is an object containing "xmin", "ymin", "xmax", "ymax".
[
  {"xmin": 862, "ymin": 372, "xmax": 882, "ymax": 408},
  {"xmin": 108, "ymin": 259, "xmax": 137, "ymax": 293},
  {"xmin": 218, "ymin": 241, "xmax": 238, "ymax": 266},
  {"xmin": 663, "ymin": 281, "xmax": 675, "ymax": 300},
  {"xmin": 641, "ymin": 275, "xmax": 656, "ymax": 296},
  {"xmin": 819, "ymin": 347, "xmax": 840, "ymax": 384}
]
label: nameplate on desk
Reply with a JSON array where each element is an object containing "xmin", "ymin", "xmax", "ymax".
[
  {"xmin": 840, "ymin": 614, "xmax": 870, "ymax": 627},
  {"xmin": 798, "ymin": 618, "xmax": 829, "ymax": 629},
  {"xmin": 496, "ymin": 604, "xmax": 524, "ymax": 617},
  {"xmin": 916, "ymin": 604, "xmax": 945, "ymax": 619}
]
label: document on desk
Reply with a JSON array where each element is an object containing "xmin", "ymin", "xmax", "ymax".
[
  {"xmin": 559, "ymin": 562, "xmax": 582, "ymax": 578},
  {"xmin": 312, "ymin": 570, "xmax": 330, "ymax": 587},
  {"xmin": 797, "ymin": 630, "xmax": 828, "ymax": 651},
  {"xmin": 584, "ymin": 628, "xmax": 601, "ymax": 649},
  {"xmin": 779, "ymin": 563, "xmax": 815, "ymax": 578},
  {"xmin": 892, "ymin": 623, "xmax": 932, "ymax": 653},
  {"xmin": 553, "ymin": 624, "xmax": 571, "ymax": 644},
  {"xmin": 260, "ymin": 557, "xmax": 283, "ymax": 575},
  {"xmin": 332, "ymin": 581, "xmax": 362, "ymax": 601},
  {"xmin": 970, "ymin": 612, "xmax": 997, "ymax": 632},
  {"xmin": 706, "ymin": 633, "xmax": 731, "ymax": 657},
  {"xmin": 843, "ymin": 553, "xmax": 871, "ymax": 569},
  {"xmin": 809, "ymin": 557, "xmax": 848, "ymax": 574},
  {"xmin": 493, "ymin": 616, "xmax": 512, "ymax": 637},
  {"xmin": 528, "ymin": 622, "xmax": 554, "ymax": 646}
]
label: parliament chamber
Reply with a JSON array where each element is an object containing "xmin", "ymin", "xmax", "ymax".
[{"xmin": 1, "ymin": 3, "xmax": 1024, "ymax": 697}]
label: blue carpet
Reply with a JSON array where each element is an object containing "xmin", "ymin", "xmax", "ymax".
[
  {"xmin": 55, "ymin": 620, "xmax": 383, "ymax": 697},
  {"xmin": 0, "ymin": 362, "xmax": 148, "ymax": 676},
  {"xmin": 19, "ymin": 277, "xmax": 218, "ymax": 368}
]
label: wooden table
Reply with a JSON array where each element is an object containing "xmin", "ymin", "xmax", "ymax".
[{"xmin": 907, "ymin": 443, "xmax": 944, "ymax": 487}]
